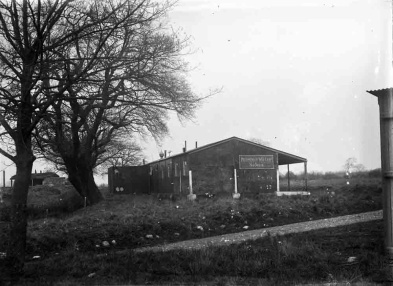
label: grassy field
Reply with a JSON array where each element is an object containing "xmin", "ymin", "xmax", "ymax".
[
  {"xmin": 0, "ymin": 176, "xmax": 385, "ymax": 285},
  {"xmin": 21, "ymin": 220, "xmax": 385, "ymax": 285}
]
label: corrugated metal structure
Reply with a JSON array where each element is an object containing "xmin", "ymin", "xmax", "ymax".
[
  {"xmin": 10, "ymin": 171, "xmax": 59, "ymax": 187},
  {"xmin": 108, "ymin": 136, "xmax": 307, "ymax": 196}
]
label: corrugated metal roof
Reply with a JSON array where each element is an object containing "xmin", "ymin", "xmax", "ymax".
[
  {"xmin": 147, "ymin": 136, "xmax": 307, "ymax": 165},
  {"xmin": 367, "ymin": 88, "xmax": 393, "ymax": 97}
]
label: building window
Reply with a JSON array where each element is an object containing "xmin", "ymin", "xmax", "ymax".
[
  {"xmin": 174, "ymin": 163, "xmax": 179, "ymax": 177},
  {"xmin": 167, "ymin": 164, "xmax": 171, "ymax": 178},
  {"xmin": 183, "ymin": 161, "xmax": 188, "ymax": 176}
]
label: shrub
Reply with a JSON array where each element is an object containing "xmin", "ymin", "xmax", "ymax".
[{"xmin": 368, "ymin": 168, "xmax": 381, "ymax": 178}]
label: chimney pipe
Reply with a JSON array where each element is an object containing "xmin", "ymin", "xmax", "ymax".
[
  {"xmin": 195, "ymin": 141, "xmax": 198, "ymax": 148},
  {"xmin": 184, "ymin": 141, "xmax": 187, "ymax": 152},
  {"xmin": 164, "ymin": 150, "xmax": 167, "ymax": 158}
]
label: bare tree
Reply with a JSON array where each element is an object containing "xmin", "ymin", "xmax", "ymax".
[
  {"xmin": 353, "ymin": 163, "xmax": 366, "ymax": 172},
  {"xmin": 96, "ymin": 138, "xmax": 144, "ymax": 171},
  {"xmin": 39, "ymin": 135, "xmax": 144, "ymax": 175},
  {"xmin": 343, "ymin": 157, "xmax": 357, "ymax": 174},
  {"xmin": 34, "ymin": 0, "xmax": 211, "ymax": 205},
  {"xmin": 0, "ymin": 0, "xmax": 149, "ymax": 278}
]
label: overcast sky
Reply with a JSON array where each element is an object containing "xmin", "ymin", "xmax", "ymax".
[
  {"xmin": 2, "ymin": 0, "xmax": 390, "ymax": 184},
  {"xmin": 140, "ymin": 0, "xmax": 392, "ymax": 174}
]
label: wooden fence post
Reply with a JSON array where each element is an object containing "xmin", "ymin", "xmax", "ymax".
[
  {"xmin": 187, "ymin": 170, "xmax": 196, "ymax": 200},
  {"xmin": 304, "ymin": 161, "xmax": 308, "ymax": 192},
  {"xmin": 233, "ymin": 168, "xmax": 240, "ymax": 199}
]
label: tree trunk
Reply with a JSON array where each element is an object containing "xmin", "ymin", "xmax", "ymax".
[
  {"xmin": 65, "ymin": 157, "xmax": 103, "ymax": 205},
  {"xmin": 2, "ymin": 150, "xmax": 35, "ymax": 280}
]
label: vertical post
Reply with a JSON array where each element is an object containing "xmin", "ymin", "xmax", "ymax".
[
  {"xmin": 287, "ymin": 164, "xmax": 290, "ymax": 192},
  {"xmin": 276, "ymin": 154, "xmax": 280, "ymax": 192},
  {"xmin": 304, "ymin": 161, "xmax": 308, "ymax": 192},
  {"xmin": 179, "ymin": 170, "xmax": 182, "ymax": 193},
  {"xmin": 233, "ymin": 168, "xmax": 240, "ymax": 199},
  {"xmin": 108, "ymin": 167, "xmax": 113, "ymax": 194},
  {"xmin": 187, "ymin": 170, "xmax": 195, "ymax": 200},
  {"xmin": 367, "ymin": 88, "xmax": 393, "ymax": 280},
  {"xmin": 3, "ymin": 170, "xmax": 4, "ymax": 187},
  {"xmin": 234, "ymin": 168, "xmax": 238, "ymax": 194},
  {"xmin": 148, "ymin": 168, "xmax": 151, "ymax": 194},
  {"xmin": 189, "ymin": 170, "xmax": 192, "ymax": 194}
]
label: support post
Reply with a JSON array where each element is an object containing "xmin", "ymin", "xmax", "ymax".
[
  {"xmin": 367, "ymin": 88, "xmax": 393, "ymax": 280},
  {"xmin": 189, "ymin": 170, "xmax": 192, "ymax": 194},
  {"xmin": 304, "ymin": 161, "xmax": 308, "ymax": 192},
  {"xmin": 3, "ymin": 170, "xmax": 4, "ymax": 187},
  {"xmin": 179, "ymin": 172, "xmax": 182, "ymax": 193},
  {"xmin": 276, "ymin": 154, "xmax": 280, "ymax": 193},
  {"xmin": 287, "ymin": 164, "xmax": 290, "ymax": 192},
  {"xmin": 187, "ymin": 170, "xmax": 196, "ymax": 200},
  {"xmin": 233, "ymin": 168, "xmax": 240, "ymax": 199},
  {"xmin": 148, "ymin": 170, "xmax": 151, "ymax": 195}
]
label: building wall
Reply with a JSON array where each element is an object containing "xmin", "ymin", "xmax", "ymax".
[
  {"xmin": 108, "ymin": 138, "xmax": 282, "ymax": 196},
  {"xmin": 170, "ymin": 155, "xmax": 189, "ymax": 195},
  {"xmin": 108, "ymin": 166, "xmax": 149, "ymax": 194},
  {"xmin": 149, "ymin": 158, "xmax": 176, "ymax": 194},
  {"xmin": 188, "ymin": 139, "xmax": 278, "ymax": 195},
  {"xmin": 235, "ymin": 140, "xmax": 278, "ymax": 193}
]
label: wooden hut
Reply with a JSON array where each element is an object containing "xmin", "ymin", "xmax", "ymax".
[
  {"xmin": 10, "ymin": 171, "xmax": 59, "ymax": 187},
  {"xmin": 108, "ymin": 136, "xmax": 307, "ymax": 196}
]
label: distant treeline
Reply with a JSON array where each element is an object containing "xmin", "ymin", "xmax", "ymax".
[{"xmin": 280, "ymin": 168, "xmax": 381, "ymax": 180}]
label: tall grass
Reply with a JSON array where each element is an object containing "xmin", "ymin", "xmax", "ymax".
[
  {"xmin": 21, "ymin": 220, "xmax": 385, "ymax": 285},
  {"xmin": 0, "ymin": 177, "xmax": 383, "ymax": 284},
  {"xmin": 0, "ymin": 178, "xmax": 381, "ymax": 261}
]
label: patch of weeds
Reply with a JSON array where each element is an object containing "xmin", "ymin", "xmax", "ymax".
[
  {"xmin": 1, "ymin": 178, "xmax": 383, "ymax": 273},
  {"xmin": 22, "ymin": 220, "xmax": 384, "ymax": 285}
]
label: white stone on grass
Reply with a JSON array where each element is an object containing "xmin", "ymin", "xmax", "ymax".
[{"xmin": 347, "ymin": 257, "xmax": 357, "ymax": 263}]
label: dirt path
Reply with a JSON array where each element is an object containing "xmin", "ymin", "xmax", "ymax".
[{"xmin": 133, "ymin": 210, "xmax": 382, "ymax": 254}]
